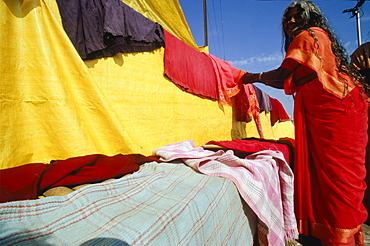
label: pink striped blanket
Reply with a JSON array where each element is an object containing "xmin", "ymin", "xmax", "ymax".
[
  {"xmin": 0, "ymin": 162, "xmax": 257, "ymax": 245},
  {"xmin": 154, "ymin": 140, "xmax": 298, "ymax": 246}
]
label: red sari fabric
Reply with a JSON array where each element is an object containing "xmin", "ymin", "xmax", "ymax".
[
  {"xmin": 282, "ymin": 27, "xmax": 368, "ymax": 245},
  {"xmin": 206, "ymin": 138, "xmax": 295, "ymax": 166},
  {"xmin": 0, "ymin": 154, "xmax": 158, "ymax": 203}
]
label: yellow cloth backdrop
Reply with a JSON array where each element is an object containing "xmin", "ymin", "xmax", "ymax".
[{"xmin": 0, "ymin": 0, "xmax": 294, "ymax": 169}]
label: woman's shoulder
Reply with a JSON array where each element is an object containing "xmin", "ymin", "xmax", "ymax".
[
  {"xmin": 295, "ymin": 27, "xmax": 326, "ymax": 38},
  {"xmin": 310, "ymin": 27, "xmax": 325, "ymax": 33},
  {"xmin": 288, "ymin": 27, "xmax": 331, "ymax": 54},
  {"xmin": 293, "ymin": 27, "xmax": 329, "ymax": 45},
  {"xmin": 310, "ymin": 27, "xmax": 329, "ymax": 39}
]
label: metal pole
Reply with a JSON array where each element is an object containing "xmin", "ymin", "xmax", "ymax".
[
  {"xmin": 355, "ymin": 9, "xmax": 362, "ymax": 46},
  {"xmin": 342, "ymin": 0, "xmax": 367, "ymax": 47},
  {"xmin": 203, "ymin": 0, "xmax": 208, "ymax": 46}
]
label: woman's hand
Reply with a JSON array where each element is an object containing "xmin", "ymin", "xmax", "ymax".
[
  {"xmin": 241, "ymin": 72, "xmax": 261, "ymax": 84},
  {"xmin": 240, "ymin": 67, "xmax": 291, "ymax": 89}
]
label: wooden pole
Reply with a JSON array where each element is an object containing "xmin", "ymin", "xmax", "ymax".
[{"xmin": 203, "ymin": 0, "xmax": 208, "ymax": 46}]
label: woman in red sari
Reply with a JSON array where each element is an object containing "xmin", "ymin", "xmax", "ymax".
[{"xmin": 241, "ymin": 1, "xmax": 369, "ymax": 245}]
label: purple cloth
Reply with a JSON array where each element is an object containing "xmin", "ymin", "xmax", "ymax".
[
  {"xmin": 56, "ymin": 0, "xmax": 164, "ymax": 60},
  {"xmin": 253, "ymin": 85, "xmax": 272, "ymax": 113}
]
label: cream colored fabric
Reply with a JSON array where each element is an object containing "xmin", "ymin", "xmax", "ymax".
[{"xmin": 0, "ymin": 0, "xmax": 294, "ymax": 169}]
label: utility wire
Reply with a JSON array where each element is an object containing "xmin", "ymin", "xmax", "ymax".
[
  {"xmin": 210, "ymin": 0, "xmax": 221, "ymax": 56},
  {"xmin": 219, "ymin": 0, "xmax": 226, "ymax": 60},
  {"xmin": 208, "ymin": 0, "xmax": 226, "ymax": 59}
]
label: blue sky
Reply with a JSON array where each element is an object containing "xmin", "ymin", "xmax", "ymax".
[{"xmin": 178, "ymin": 0, "xmax": 370, "ymax": 117}]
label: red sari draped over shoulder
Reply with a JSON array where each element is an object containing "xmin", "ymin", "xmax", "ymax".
[{"xmin": 281, "ymin": 27, "xmax": 369, "ymax": 245}]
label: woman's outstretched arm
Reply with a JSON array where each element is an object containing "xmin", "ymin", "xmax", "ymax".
[{"xmin": 240, "ymin": 66, "xmax": 292, "ymax": 89}]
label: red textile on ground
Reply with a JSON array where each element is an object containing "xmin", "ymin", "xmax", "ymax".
[
  {"xmin": 206, "ymin": 138, "xmax": 295, "ymax": 166},
  {"xmin": 0, "ymin": 163, "xmax": 46, "ymax": 203},
  {"xmin": 0, "ymin": 154, "xmax": 158, "ymax": 203}
]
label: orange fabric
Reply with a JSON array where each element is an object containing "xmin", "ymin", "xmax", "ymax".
[
  {"xmin": 233, "ymin": 84, "xmax": 252, "ymax": 123},
  {"xmin": 246, "ymin": 84, "xmax": 263, "ymax": 138},
  {"xmin": 206, "ymin": 54, "xmax": 243, "ymax": 107},
  {"xmin": 232, "ymin": 83, "xmax": 263, "ymax": 138},
  {"xmin": 282, "ymin": 28, "xmax": 368, "ymax": 245},
  {"xmin": 320, "ymin": 226, "xmax": 364, "ymax": 246},
  {"xmin": 283, "ymin": 27, "xmax": 355, "ymax": 98}
]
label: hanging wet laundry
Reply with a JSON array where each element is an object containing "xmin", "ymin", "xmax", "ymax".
[
  {"xmin": 164, "ymin": 30, "xmax": 219, "ymax": 100},
  {"xmin": 233, "ymin": 83, "xmax": 252, "ymax": 123},
  {"xmin": 270, "ymin": 97, "xmax": 291, "ymax": 126},
  {"xmin": 56, "ymin": 0, "xmax": 164, "ymax": 60},
  {"xmin": 164, "ymin": 30, "xmax": 243, "ymax": 103},
  {"xmin": 253, "ymin": 85, "xmax": 272, "ymax": 113},
  {"xmin": 206, "ymin": 54, "xmax": 243, "ymax": 106},
  {"xmin": 233, "ymin": 84, "xmax": 264, "ymax": 138},
  {"xmin": 247, "ymin": 85, "xmax": 264, "ymax": 138}
]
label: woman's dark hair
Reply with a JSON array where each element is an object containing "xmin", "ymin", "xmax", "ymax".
[{"xmin": 282, "ymin": 0, "xmax": 370, "ymax": 96}]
